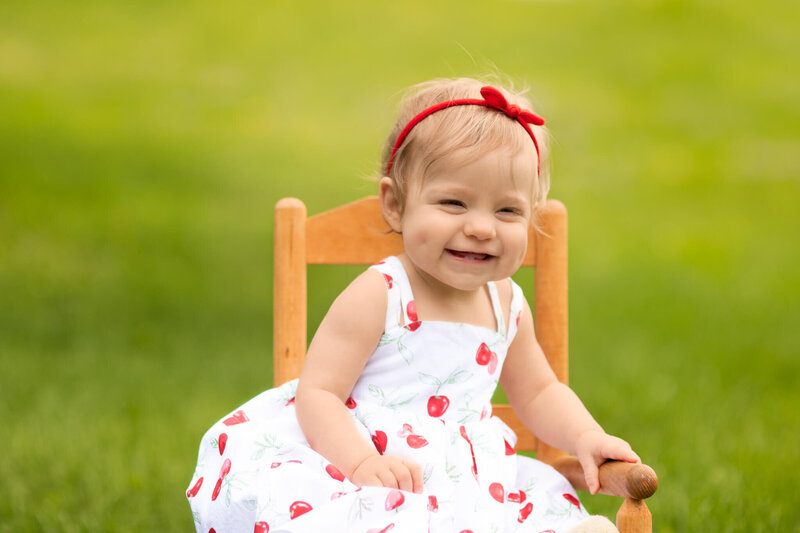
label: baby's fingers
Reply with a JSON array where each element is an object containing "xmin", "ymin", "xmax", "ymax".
[
  {"xmin": 601, "ymin": 438, "xmax": 641, "ymax": 464},
  {"xmin": 402, "ymin": 459, "xmax": 424, "ymax": 494},
  {"xmin": 375, "ymin": 466, "xmax": 400, "ymax": 489},
  {"xmin": 389, "ymin": 462, "xmax": 414, "ymax": 493},
  {"xmin": 579, "ymin": 456, "xmax": 600, "ymax": 495},
  {"xmin": 616, "ymin": 448, "xmax": 641, "ymax": 464}
]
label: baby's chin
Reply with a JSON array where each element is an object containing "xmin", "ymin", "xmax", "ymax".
[{"xmin": 433, "ymin": 272, "xmax": 513, "ymax": 293}]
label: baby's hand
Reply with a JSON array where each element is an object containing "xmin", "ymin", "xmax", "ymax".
[
  {"xmin": 350, "ymin": 454, "xmax": 424, "ymax": 494},
  {"xmin": 575, "ymin": 430, "xmax": 640, "ymax": 495}
]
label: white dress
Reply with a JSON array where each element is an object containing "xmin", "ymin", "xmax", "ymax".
[{"xmin": 187, "ymin": 256, "xmax": 589, "ymax": 532}]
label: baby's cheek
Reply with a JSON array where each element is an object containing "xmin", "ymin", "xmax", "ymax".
[{"xmin": 507, "ymin": 229, "xmax": 529, "ymax": 262}]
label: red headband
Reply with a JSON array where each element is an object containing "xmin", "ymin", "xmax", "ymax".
[{"xmin": 386, "ymin": 86, "xmax": 546, "ymax": 176}]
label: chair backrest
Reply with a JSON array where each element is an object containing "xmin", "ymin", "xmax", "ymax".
[{"xmin": 273, "ymin": 196, "xmax": 569, "ymax": 462}]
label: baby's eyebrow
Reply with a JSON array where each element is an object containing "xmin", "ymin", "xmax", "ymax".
[{"xmin": 497, "ymin": 191, "xmax": 529, "ymax": 204}]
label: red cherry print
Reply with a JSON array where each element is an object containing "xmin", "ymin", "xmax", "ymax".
[
  {"xmin": 285, "ymin": 397, "xmax": 296, "ymax": 406},
  {"xmin": 372, "ymin": 430, "xmax": 388, "ymax": 454},
  {"xmin": 186, "ymin": 476, "xmax": 204, "ymax": 498},
  {"xmin": 209, "ymin": 529, "xmax": 216, "ymax": 533},
  {"xmin": 487, "ymin": 353, "xmax": 498, "ymax": 375},
  {"xmin": 330, "ymin": 491, "xmax": 346, "ymax": 500},
  {"xmin": 385, "ymin": 489, "xmax": 405, "ymax": 511},
  {"xmin": 325, "ymin": 464, "xmax": 345, "ymax": 481},
  {"xmin": 427, "ymin": 495, "xmax": 439, "ymax": 512},
  {"xmin": 475, "ymin": 343, "xmax": 492, "ymax": 365},
  {"xmin": 458, "ymin": 530, "xmax": 474, "ymax": 533},
  {"xmin": 222, "ymin": 409, "xmax": 249, "ymax": 426},
  {"xmin": 427, "ymin": 395, "xmax": 450, "ymax": 417},
  {"xmin": 212, "ymin": 458, "xmax": 232, "ymax": 501},
  {"xmin": 271, "ymin": 462, "xmax": 281, "ymax": 468},
  {"xmin": 382, "ymin": 273, "xmax": 394, "ymax": 289},
  {"xmin": 489, "ymin": 482, "xmax": 505, "ymax": 503},
  {"xmin": 405, "ymin": 301, "xmax": 421, "ymax": 331},
  {"xmin": 504, "ymin": 439, "xmax": 515, "ymax": 456},
  {"xmin": 406, "ymin": 435, "xmax": 429, "ymax": 448},
  {"xmin": 476, "ymin": 343, "xmax": 499, "ymax": 374},
  {"xmin": 218, "ymin": 433, "xmax": 228, "ymax": 455},
  {"xmin": 367, "ymin": 525, "xmax": 395, "ymax": 533},
  {"xmin": 219, "ymin": 458, "xmax": 232, "ymax": 478},
  {"xmin": 508, "ymin": 490, "xmax": 528, "ymax": 503},
  {"xmin": 398, "ymin": 423, "xmax": 413, "ymax": 437},
  {"xmin": 345, "ymin": 397, "xmax": 357, "ymax": 409},
  {"xmin": 459, "ymin": 425, "xmax": 479, "ymax": 478},
  {"xmin": 211, "ymin": 478, "xmax": 223, "ymax": 501},
  {"xmin": 254, "ymin": 521, "xmax": 270, "ymax": 533},
  {"xmin": 374, "ymin": 260, "xmax": 386, "ymax": 265},
  {"xmin": 517, "ymin": 502, "xmax": 533, "ymax": 523},
  {"xmin": 289, "ymin": 501, "xmax": 313, "ymax": 519},
  {"xmin": 406, "ymin": 301, "xmax": 418, "ymax": 321},
  {"xmin": 563, "ymin": 493, "xmax": 581, "ymax": 509}
]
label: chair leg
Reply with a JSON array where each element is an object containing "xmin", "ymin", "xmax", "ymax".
[{"xmin": 616, "ymin": 498, "xmax": 652, "ymax": 533}]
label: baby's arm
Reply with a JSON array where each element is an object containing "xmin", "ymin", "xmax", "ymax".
[
  {"xmin": 295, "ymin": 270, "xmax": 423, "ymax": 493},
  {"xmin": 500, "ymin": 298, "xmax": 640, "ymax": 494}
]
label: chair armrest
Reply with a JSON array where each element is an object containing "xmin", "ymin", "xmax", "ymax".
[{"xmin": 552, "ymin": 456, "xmax": 658, "ymax": 500}]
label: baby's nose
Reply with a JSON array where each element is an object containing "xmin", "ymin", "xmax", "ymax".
[{"xmin": 463, "ymin": 212, "xmax": 496, "ymax": 240}]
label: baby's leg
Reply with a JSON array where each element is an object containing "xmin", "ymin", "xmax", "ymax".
[{"xmin": 566, "ymin": 515, "xmax": 619, "ymax": 533}]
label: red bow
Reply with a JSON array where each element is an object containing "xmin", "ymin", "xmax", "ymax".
[
  {"xmin": 480, "ymin": 86, "xmax": 545, "ymax": 126},
  {"xmin": 386, "ymin": 85, "xmax": 546, "ymax": 176}
]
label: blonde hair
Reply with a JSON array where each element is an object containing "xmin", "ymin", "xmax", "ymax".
[{"xmin": 380, "ymin": 77, "xmax": 550, "ymax": 212}]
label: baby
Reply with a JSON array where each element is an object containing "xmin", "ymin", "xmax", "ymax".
[{"xmin": 187, "ymin": 77, "xmax": 639, "ymax": 533}]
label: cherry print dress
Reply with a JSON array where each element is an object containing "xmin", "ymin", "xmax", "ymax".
[{"xmin": 187, "ymin": 256, "xmax": 589, "ymax": 533}]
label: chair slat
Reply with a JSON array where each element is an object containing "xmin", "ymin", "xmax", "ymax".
[
  {"xmin": 306, "ymin": 197, "xmax": 403, "ymax": 264},
  {"xmin": 273, "ymin": 198, "xmax": 308, "ymax": 385}
]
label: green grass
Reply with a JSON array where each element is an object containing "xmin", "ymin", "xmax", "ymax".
[{"xmin": 1, "ymin": 0, "xmax": 799, "ymax": 531}]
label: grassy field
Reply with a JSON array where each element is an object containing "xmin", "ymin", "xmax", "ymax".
[{"xmin": 1, "ymin": 0, "xmax": 799, "ymax": 531}]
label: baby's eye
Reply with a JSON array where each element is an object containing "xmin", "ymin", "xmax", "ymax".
[
  {"xmin": 498, "ymin": 207, "xmax": 522, "ymax": 215},
  {"xmin": 440, "ymin": 199, "xmax": 465, "ymax": 208}
]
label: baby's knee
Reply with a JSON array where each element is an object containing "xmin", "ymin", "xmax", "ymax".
[{"xmin": 566, "ymin": 515, "xmax": 619, "ymax": 533}]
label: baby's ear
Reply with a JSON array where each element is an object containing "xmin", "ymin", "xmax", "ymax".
[{"xmin": 379, "ymin": 177, "xmax": 403, "ymax": 233}]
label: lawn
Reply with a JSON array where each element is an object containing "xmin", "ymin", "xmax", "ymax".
[{"xmin": 1, "ymin": 0, "xmax": 798, "ymax": 531}]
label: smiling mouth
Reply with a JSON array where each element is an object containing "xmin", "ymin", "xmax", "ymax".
[{"xmin": 447, "ymin": 249, "xmax": 494, "ymax": 262}]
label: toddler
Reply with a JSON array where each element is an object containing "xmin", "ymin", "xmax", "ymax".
[{"xmin": 187, "ymin": 77, "xmax": 640, "ymax": 533}]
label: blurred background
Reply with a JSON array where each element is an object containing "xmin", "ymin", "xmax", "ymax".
[{"xmin": 1, "ymin": 0, "xmax": 798, "ymax": 531}]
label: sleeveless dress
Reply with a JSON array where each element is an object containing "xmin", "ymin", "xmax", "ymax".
[{"xmin": 187, "ymin": 256, "xmax": 589, "ymax": 533}]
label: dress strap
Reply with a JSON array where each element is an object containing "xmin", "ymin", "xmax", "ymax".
[
  {"xmin": 506, "ymin": 279, "xmax": 525, "ymax": 344},
  {"xmin": 487, "ymin": 279, "xmax": 526, "ymax": 341},
  {"xmin": 486, "ymin": 281, "xmax": 506, "ymax": 336},
  {"xmin": 368, "ymin": 256, "xmax": 413, "ymax": 332}
]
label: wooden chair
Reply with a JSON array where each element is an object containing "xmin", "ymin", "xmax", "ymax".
[{"xmin": 273, "ymin": 196, "xmax": 658, "ymax": 533}]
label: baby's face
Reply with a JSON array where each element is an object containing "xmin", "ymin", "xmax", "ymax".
[{"xmin": 398, "ymin": 147, "xmax": 535, "ymax": 293}]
